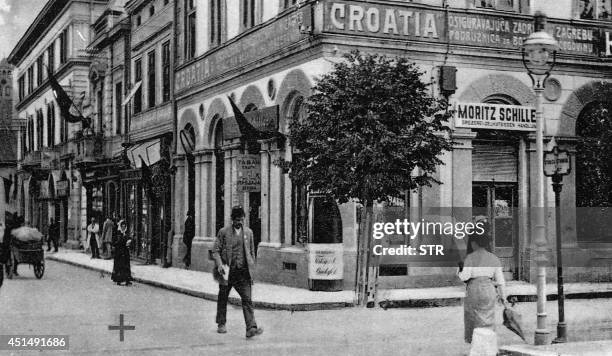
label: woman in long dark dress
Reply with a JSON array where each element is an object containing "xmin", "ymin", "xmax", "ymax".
[{"xmin": 111, "ymin": 220, "xmax": 132, "ymax": 286}]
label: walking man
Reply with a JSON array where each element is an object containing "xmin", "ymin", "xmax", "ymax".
[
  {"xmin": 212, "ymin": 206, "xmax": 263, "ymax": 338},
  {"xmin": 86, "ymin": 217, "xmax": 101, "ymax": 259},
  {"xmin": 102, "ymin": 215, "xmax": 115, "ymax": 259},
  {"xmin": 47, "ymin": 218, "xmax": 60, "ymax": 252},
  {"xmin": 182, "ymin": 210, "xmax": 195, "ymax": 268}
]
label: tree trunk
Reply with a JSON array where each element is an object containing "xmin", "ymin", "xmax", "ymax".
[{"xmin": 356, "ymin": 196, "xmax": 376, "ymax": 306}]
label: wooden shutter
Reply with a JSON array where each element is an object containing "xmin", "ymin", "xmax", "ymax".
[{"xmin": 472, "ymin": 143, "xmax": 518, "ymax": 182}]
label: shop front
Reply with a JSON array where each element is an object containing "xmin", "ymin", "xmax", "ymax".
[{"xmin": 122, "ymin": 135, "xmax": 173, "ymax": 264}]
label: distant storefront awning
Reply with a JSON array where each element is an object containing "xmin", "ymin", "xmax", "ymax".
[
  {"xmin": 49, "ymin": 170, "xmax": 69, "ymax": 198},
  {"xmin": 126, "ymin": 139, "xmax": 162, "ymax": 169}
]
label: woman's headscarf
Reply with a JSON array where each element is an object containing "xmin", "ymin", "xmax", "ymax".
[{"xmin": 118, "ymin": 219, "xmax": 127, "ymax": 234}]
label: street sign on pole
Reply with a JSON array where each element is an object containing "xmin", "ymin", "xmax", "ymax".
[
  {"xmin": 545, "ymin": 144, "xmax": 572, "ymax": 344},
  {"xmin": 544, "ymin": 146, "xmax": 571, "ymax": 177}
]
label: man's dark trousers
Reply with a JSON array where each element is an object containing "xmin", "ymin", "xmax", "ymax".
[
  {"xmin": 216, "ymin": 267, "xmax": 257, "ymax": 331},
  {"xmin": 183, "ymin": 240, "xmax": 192, "ymax": 267}
]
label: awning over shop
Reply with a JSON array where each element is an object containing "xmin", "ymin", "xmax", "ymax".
[{"xmin": 126, "ymin": 138, "xmax": 162, "ymax": 169}]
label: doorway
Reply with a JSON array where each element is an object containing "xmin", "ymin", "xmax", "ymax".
[
  {"xmin": 249, "ymin": 192, "xmax": 261, "ymax": 255},
  {"xmin": 472, "ymin": 183, "xmax": 518, "ymax": 280}
]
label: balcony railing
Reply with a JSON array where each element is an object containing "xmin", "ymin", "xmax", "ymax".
[
  {"xmin": 21, "ymin": 148, "xmax": 60, "ymax": 170},
  {"xmin": 22, "ymin": 150, "xmax": 41, "ymax": 167},
  {"xmin": 74, "ymin": 134, "xmax": 105, "ymax": 165}
]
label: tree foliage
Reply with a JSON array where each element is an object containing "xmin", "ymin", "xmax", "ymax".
[{"xmin": 285, "ymin": 51, "xmax": 453, "ymax": 204}]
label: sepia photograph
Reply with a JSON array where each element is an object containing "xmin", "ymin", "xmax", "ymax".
[{"xmin": 1, "ymin": 0, "xmax": 612, "ymax": 355}]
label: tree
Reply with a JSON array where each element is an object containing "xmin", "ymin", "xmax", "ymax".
[{"xmin": 282, "ymin": 51, "xmax": 454, "ymax": 304}]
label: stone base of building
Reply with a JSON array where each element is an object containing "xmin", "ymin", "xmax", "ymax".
[
  {"xmin": 523, "ymin": 246, "xmax": 612, "ymax": 283},
  {"xmin": 63, "ymin": 239, "xmax": 82, "ymax": 250}
]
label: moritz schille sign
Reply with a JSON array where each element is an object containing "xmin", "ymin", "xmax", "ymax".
[{"xmin": 454, "ymin": 102, "xmax": 536, "ymax": 131}]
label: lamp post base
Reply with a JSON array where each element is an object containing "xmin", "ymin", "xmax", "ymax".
[
  {"xmin": 552, "ymin": 322, "xmax": 567, "ymax": 344},
  {"xmin": 535, "ymin": 329, "xmax": 550, "ymax": 345}
]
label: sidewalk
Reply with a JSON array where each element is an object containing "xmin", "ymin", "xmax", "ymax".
[
  {"xmin": 45, "ymin": 249, "xmax": 355, "ymax": 311},
  {"xmin": 46, "ymin": 249, "xmax": 612, "ymax": 311},
  {"xmin": 500, "ymin": 340, "xmax": 612, "ymax": 356}
]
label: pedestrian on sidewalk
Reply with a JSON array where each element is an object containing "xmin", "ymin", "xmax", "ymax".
[
  {"xmin": 111, "ymin": 219, "xmax": 132, "ymax": 286},
  {"xmin": 212, "ymin": 206, "xmax": 263, "ymax": 339},
  {"xmin": 47, "ymin": 218, "xmax": 59, "ymax": 252},
  {"xmin": 182, "ymin": 210, "xmax": 195, "ymax": 268},
  {"xmin": 86, "ymin": 217, "xmax": 101, "ymax": 259},
  {"xmin": 457, "ymin": 229, "xmax": 505, "ymax": 344},
  {"xmin": 102, "ymin": 215, "xmax": 115, "ymax": 260}
]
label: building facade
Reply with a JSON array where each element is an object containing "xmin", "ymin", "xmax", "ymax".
[
  {"xmin": 80, "ymin": 0, "xmax": 130, "ymax": 241},
  {"xmin": 122, "ymin": 0, "xmax": 175, "ymax": 264},
  {"xmin": 8, "ymin": 0, "xmax": 108, "ymax": 248},
  {"xmin": 173, "ymin": 0, "xmax": 612, "ymax": 290},
  {"xmin": 0, "ymin": 59, "xmax": 20, "ymax": 225}
]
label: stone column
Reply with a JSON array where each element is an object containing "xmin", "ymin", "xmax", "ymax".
[
  {"xmin": 225, "ymin": 141, "xmax": 241, "ymax": 224},
  {"xmin": 267, "ymin": 139, "xmax": 282, "ymax": 247},
  {"xmin": 194, "ymin": 154, "xmax": 202, "ymax": 237},
  {"xmin": 196, "ymin": 149, "xmax": 214, "ymax": 238},
  {"xmin": 173, "ymin": 155, "xmax": 185, "ymax": 233},
  {"xmin": 259, "ymin": 140, "xmax": 271, "ymax": 244}
]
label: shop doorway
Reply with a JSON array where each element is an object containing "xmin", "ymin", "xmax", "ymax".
[
  {"xmin": 248, "ymin": 192, "xmax": 261, "ymax": 255},
  {"xmin": 472, "ymin": 183, "xmax": 518, "ymax": 280}
]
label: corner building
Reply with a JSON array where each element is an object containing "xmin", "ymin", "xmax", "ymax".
[{"xmin": 173, "ymin": 0, "xmax": 612, "ymax": 290}]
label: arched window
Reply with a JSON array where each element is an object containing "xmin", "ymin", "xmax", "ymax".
[
  {"xmin": 5, "ymin": 86, "xmax": 9, "ymax": 96},
  {"xmin": 287, "ymin": 96, "xmax": 308, "ymax": 245},
  {"xmin": 575, "ymin": 101, "xmax": 612, "ymax": 243}
]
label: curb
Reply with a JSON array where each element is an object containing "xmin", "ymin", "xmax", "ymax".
[
  {"xmin": 46, "ymin": 255, "xmax": 355, "ymax": 311},
  {"xmin": 377, "ymin": 288, "xmax": 612, "ymax": 309}
]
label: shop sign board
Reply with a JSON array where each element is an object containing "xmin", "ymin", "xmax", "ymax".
[
  {"xmin": 323, "ymin": 0, "xmax": 605, "ymax": 57},
  {"xmin": 454, "ymin": 102, "xmax": 536, "ymax": 131},
  {"xmin": 56, "ymin": 180, "xmax": 69, "ymax": 197},
  {"xmin": 175, "ymin": 8, "xmax": 308, "ymax": 93},
  {"xmin": 308, "ymin": 243, "xmax": 344, "ymax": 280},
  {"xmin": 223, "ymin": 105, "xmax": 280, "ymax": 140},
  {"xmin": 237, "ymin": 154, "xmax": 261, "ymax": 192},
  {"xmin": 39, "ymin": 181, "xmax": 50, "ymax": 199}
]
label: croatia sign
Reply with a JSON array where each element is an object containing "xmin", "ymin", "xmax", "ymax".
[{"xmin": 454, "ymin": 102, "xmax": 536, "ymax": 131}]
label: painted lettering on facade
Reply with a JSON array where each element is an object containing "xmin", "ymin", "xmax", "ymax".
[
  {"xmin": 326, "ymin": 1, "xmax": 444, "ymax": 40},
  {"xmin": 175, "ymin": 9, "xmax": 307, "ymax": 93},
  {"xmin": 324, "ymin": 0, "xmax": 605, "ymax": 57},
  {"xmin": 454, "ymin": 102, "xmax": 536, "ymax": 131}
]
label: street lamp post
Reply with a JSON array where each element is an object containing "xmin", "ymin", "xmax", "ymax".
[{"xmin": 521, "ymin": 12, "xmax": 559, "ymax": 346}]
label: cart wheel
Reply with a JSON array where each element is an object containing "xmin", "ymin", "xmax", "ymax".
[{"xmin": 34, "ymin": 263, "xmax": 44, "ymax": 279}]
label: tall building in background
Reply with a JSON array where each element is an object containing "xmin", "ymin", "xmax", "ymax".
[{"xmin": 0, "ymin": 58, "xmax": 21, "ymax": 225}]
